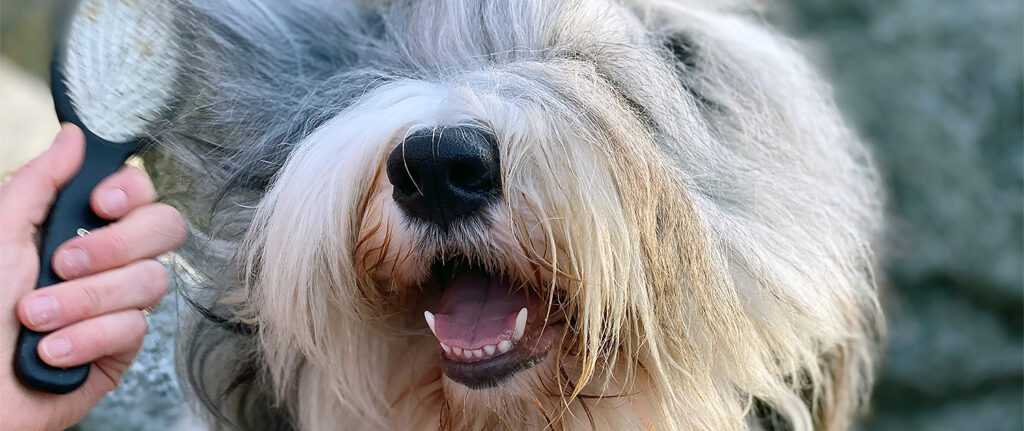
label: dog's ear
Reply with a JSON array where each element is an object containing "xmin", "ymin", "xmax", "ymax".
[
  {"xmin": 636, "ymin": 6, "xmax": 882, "ymax": 429},
  {"xmin": 146, "ymin": 0, "xmax": 387, "ymax": 200}
]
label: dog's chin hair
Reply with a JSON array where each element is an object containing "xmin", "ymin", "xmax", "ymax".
[{"xmin": 146, "ymin": 1, "xmax": 882, "ymax": 430}]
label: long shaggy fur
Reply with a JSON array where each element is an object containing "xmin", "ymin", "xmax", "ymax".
[{"xmin": 139, "ymin": 0, "xmax": 883, "ymax": 430}]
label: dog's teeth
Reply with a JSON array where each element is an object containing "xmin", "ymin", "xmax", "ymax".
[
  {"xmin": 464, "ymin": 349, "xmax": 474, "ymax": 359},
  {"xmin": 512, "ymin": 307, "xmax": 527, "ymax": 342},
  {"xmin": 483, "ymin": 344, "xmax": 496, "ymax": 355},
  {"xmin": 452, "ymin": 346, "xmax": 463, "ymax": 356},
  {"xmin": 498, "ymin": 340, "xmax": 513, "ymax": 353},
  {"xmin": 441, "ymin": 343, "xmax": 451, "ymax": 354},
  {"xmin": 472, "ymin": 349, "xmax": 483, "ymax": 358},
  {"xmin": 424, "ymin": 311, "xmax": 436, "ymax": 336}
]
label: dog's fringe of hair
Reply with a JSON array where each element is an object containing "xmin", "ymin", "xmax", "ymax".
[{"xmin": 139, "ymin": 1, "xmax": 883, "ymax": 430}]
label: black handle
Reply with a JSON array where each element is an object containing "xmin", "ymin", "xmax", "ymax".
[
  {"xmin": 13, "ymin": 50, "xmax": 141, "ymax": 393},
  {"xmin": 14, "ymin": 135, "xmax": 137, "ymax": 394}
]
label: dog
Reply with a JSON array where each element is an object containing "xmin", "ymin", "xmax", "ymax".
[{"xmin": 141, "ymin": 0, "xmax": 883, "ymax": 429}]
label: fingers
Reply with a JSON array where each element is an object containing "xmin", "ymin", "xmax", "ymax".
[
  {"xmin": 89, "ymin": 166, "xmax": 156, "ymax": 220},
  {"xmin": 35, "ymin": 309, "xmax": 147, "ymax": 368},
  {"xmin": 17, "ymin": 260, "xmax": 168, "ymax": 332},
  {"xmin": 0, "ymin": 124, "xmax": 84, "ymax": 243},
  {"xmin": 51, "ymin": 203, "xmax": 186, "ymax": 279}
]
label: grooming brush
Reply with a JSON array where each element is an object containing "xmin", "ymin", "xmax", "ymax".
[{"xmin": 14, "ymin": 0, "xmax": 179, "ymax": 394}]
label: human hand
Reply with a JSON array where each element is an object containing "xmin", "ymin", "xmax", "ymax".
[{"xmin": 0, "ymin": 124, "xmax": 186, "ymax": 430}]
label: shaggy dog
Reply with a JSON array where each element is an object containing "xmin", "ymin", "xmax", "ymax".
[{"xmin": 140, "ymin": 0, "xmax": 882, "ymax": 429}]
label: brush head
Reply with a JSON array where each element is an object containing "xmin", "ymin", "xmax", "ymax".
[{"xmin": 59, "ymin": 0, "xmax": 180, "ymax": 142}]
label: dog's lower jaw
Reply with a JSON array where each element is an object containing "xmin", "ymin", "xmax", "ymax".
[
  {"xmin": 436, "ymin": 321, "xmax": 561, "ymax": 389},
  {"xmin": 380, "ymin": 342, "xmax": 666, "ymax": 431}
]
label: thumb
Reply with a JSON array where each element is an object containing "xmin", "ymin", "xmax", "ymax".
[{"xmin": 0, "ymin": 124, "xmax": 85, "ymax": 244}]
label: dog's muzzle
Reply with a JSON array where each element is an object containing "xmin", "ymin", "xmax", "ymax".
[{"xmin": 384, "ymin": 127, "xmax": 563, "ymax": 388}]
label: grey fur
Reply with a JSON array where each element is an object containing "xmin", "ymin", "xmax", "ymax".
[{"xmin": 139, "ymin": 1, "xmax": 881, "ymax": 429}]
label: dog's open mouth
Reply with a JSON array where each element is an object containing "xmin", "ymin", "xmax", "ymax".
[{"xmin": 422, "ymin": 259, "xmax": 562, "ymax": 389}]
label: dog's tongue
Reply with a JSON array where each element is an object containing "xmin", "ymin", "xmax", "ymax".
[{"xmin": 433, "ymin": 268, "xmax": 525, "ymax": 348}]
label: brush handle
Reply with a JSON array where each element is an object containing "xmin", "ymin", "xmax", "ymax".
[{"xmin": 14, "ymin": 135, "xmax": 137, "ymax": 394}]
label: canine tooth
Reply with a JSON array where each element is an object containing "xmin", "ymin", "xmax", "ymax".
[
  {"xmin": 424, "ymin": 311, "xmax": 436, "ymax": 336},
  {"xmin": 483, "ymin": 344, "xmax": 496, "ymax": 355},
  {"xmin": 452, "ymin": 346, "xmax": 463, "ymax": 356},
  {"xmin": 512, "ymin": 307, "xmax": 527, "ymax": 342},
  {"xmin": 498, "ymin": 340, "xmax": 513, "ymax": 353},
  {"xmin": 441, "ymin": 343, "xmax": 451, "ymax": 354},
  {"xmin": 472, "ymin": 349, "xmax": 483, "ymax": 358}
]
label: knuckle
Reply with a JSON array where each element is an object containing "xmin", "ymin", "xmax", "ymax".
[
  {"xmin": 122, "ymin": 167, "xmax": 156, "ymax": 198},
  {"xmin": 126, "ymin": 311, "xmax": 149, "ymax": 339},
  {"xmin": 126, "ymin": 335, "xmax": 145, "ymax": 357},
  {"xmin": 87, "ymin": 322, "xmax": 114, "ymax": 355},
  {"xmin": 17, "ymin": 159, "xmax": 50, "ymax": 184},
  {"xmin": 99, "ymin": 230, "xmax": 133, "ymax": 263},
  {"xmin": 75, "ymin": 282, "xmax": 106, "ymax": 319},
  {"xmin": 99, "ymin": 312, "xmax": 146, "ymax": 354},
  {"xmin": 154, "ymin": 203, "xmax": 187, "ymax": 243},
  {"xmin": 126, "ymin": 167, "xmax": 154, "ymax": 185},
  {"xmin": 138, "ymin": 260, "xmax": 170, "ymax": 298},
  {"xmin": 9, "ymin": 163, "xmax": 54, "ymax": 197},
  {"xmin": 13, "ymin": 165, "xmax": 38, "ymax": 184}
]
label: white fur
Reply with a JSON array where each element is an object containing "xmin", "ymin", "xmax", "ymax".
[{"xmin": 141, "ymin": 1, "xmax": 883, "ymax": 430}]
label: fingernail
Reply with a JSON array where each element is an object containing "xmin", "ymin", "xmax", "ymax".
[
  {"xmin": 42, "ymin": 337, "xmax": 72, "ymax": 360},
  {"xmin": 57, "ymin": 247, "xmax": 90, "ymax": 278},
  {"xmin": 25, "ymin": 296, "xmax": 59, "ymax": 328},
  {"xmin": 99, "ymin": 187, "xmax": 128, "ymax": 215}
]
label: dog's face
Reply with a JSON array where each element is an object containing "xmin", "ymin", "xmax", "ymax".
[
  {"xmin": 248, "ymin": 38, "xmax": 697, "ymax": 427},
  {"xmin": 146, "ymin": 1, "xmax": 882, "ymax": 430}
]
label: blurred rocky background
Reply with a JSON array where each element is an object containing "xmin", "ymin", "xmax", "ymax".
[
  {"xmin": 1, "ymin": 1, "xmax": 1021, "ymax": 430},
  {"xmin": 770, "ymin": 1, "xmax": 1023, "ymax": 429}
]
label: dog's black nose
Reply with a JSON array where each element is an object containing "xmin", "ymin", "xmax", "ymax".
[{"xmin": 386, "ymin": 127, "xmax": 501, "ymax": 228}]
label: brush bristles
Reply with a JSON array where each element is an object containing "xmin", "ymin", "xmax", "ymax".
[{"xmin": 63, "ymin": 0, "xmax": 181, "ymax": 142}]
